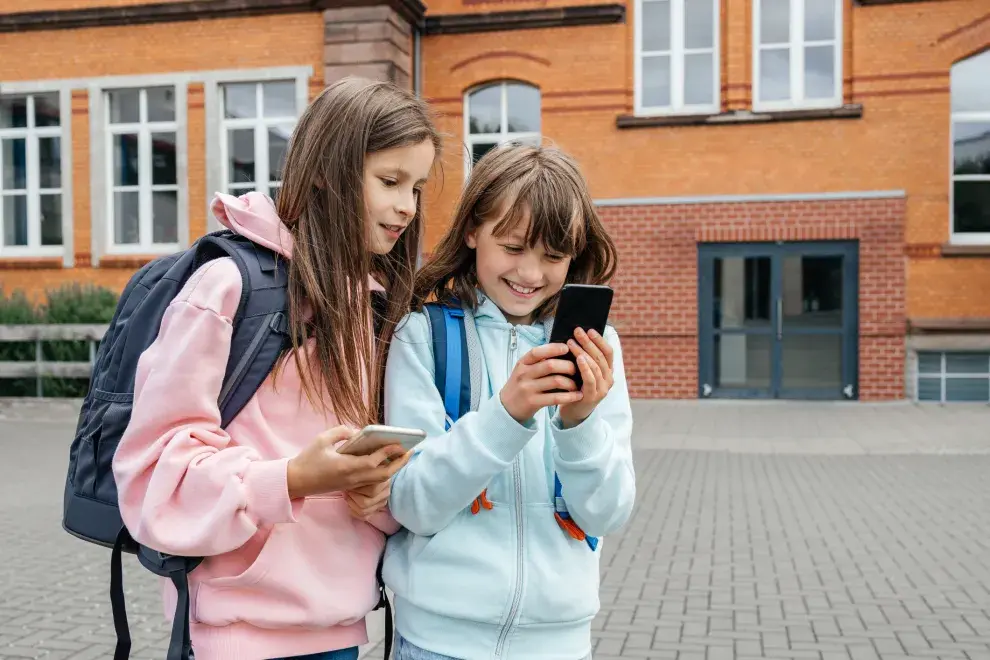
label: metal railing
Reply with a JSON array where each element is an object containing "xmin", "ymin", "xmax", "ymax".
[{"xmin": 0, "ymin": 324, "xmax": 107, "ymax": 397}]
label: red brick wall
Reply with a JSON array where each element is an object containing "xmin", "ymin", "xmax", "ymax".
[{"xmin": 602, "ymin": 196, "xmax": 907, "ymax": 400}]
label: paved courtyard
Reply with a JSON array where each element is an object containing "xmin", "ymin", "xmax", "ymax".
[{"xmin": 1, "ymin": 399, "xmax": 989, "ymax": 660}]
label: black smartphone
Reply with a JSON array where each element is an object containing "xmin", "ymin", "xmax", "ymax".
[{"xmin": 548, "ymin": 284, "xmax": 614, "ymax": 390}]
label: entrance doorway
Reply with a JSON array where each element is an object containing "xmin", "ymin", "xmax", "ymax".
[{"xmin": 698, "ymin": 241, "xmax": 859, "ymax": 400}]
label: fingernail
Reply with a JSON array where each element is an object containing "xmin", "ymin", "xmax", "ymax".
[
  {"xmin": 575, "ymin": 328, "xmax": 586, "ymax": 336},
  {"xmin": 589, "ymin": 329, "xmax": 600, "ymax": 338}
]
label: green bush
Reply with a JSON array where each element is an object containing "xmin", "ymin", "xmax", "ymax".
[
  {"xmin": 0, "ymin": 289, "xmax": 40, "ymax": 396},
  {"xmin": 0, "ymin": 284, "xmax": 119, "ymax": 398}
]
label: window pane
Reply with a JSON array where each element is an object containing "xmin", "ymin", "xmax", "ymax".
[
  {"xmin": 804, "ymin": 45, "xmax": 835, "ymax": 99},
  {"xmin": 108, "ymin": 90, "xmax": 140, "ymax": 124},
  {"xmin": 917, "ymin": 377, "xmax": 941, "ymax": 402},
  {"xmin": 945, "ymin": 377, "xmax": 990, "ymax": 402},
  {"xmin": 113, "ymin": 191, "xmax": 140, "ymax": 245},
  {"xmin": 685, "ymin": 53, "xmax": 714, "ymax": 105},
  {"xmin": 804, "ymin": 0, "xmax": 835, "ymax": 41},
  {"xmin": 2, "ymin": 195, "xmax": 27, "ymax": 246},
  {"xmin": 641, "ymin": 0, "xmax": 670, "ymax": 52},
  {"xmin": 954, "ymin": 123, "xmax": 990, "ymax": 176},
  {"xmin": 685, "ymin": 0, "xmax": 714, "ymax": 49},
  {"xmin": 953, "ymin": 181, "xmax": 990, "ymax": 233},
  {"xmin": 468, "ymin": 86, "xmax": 501, "ymax": 135},
  {"xmin": 152, "ymin": 132, "xmax": 177, "ymax": 185},
  {"xmin": 506, "ymin": 84, "xmax": 540, "ymax": 134},
  {"xmin": 761, "ymin": 0, "xmax": 790, "ymax": 44},
  {"xmin": 268, "ymin": 128, "xmax": 289, "ymax": 182},
  {"xmin": 269, "ymin": 184, "xmax": 281, "ymax": 203},
  {"xmin": 39, "ymin": 137, "xmax": 61, "ymax": 189},
  {"xmin": 951, "ymin": 50, "xmax": 990, "ymax": 113},
  {"xmin": 147, "ymin": 87, "xmax": 175, "ymax": 122},
  {"xmin": 263, "ymin": 81, "xmax": 297, "ymax": 118},
  {"xmin": 112, "ymin": 134, "xmax": 140, "ymax": 187},
  {"xmin": 642, "ymin": 55, "xmax": 672, "ymax": 107},
  {"xmin": 917, "ymin": 352, "xmax": 941, "ymax": 374},
  {"xmin": 0, "ymin": 96, "xmax": 27, "ymax": 129},
  {"xmin": 2, "ymin": 138, "xmax": 27, "ymax": 190},
  {"xmin": 759, "ymin": 48, "xmax": 791, "ymax": 102},
  {"xmin": 225, "ymin": 83, "xmax": 257, "ymax": 119},
  {"xmin": 946, "ymin": 353, "xmax": 990, "ymax": 374},
  {"xmin": 471, "ymin": 141, "xmax": 497, "ymax": 166},
  {"xmin": 35, "ymin": 93, "xmax": 60, "ymax": 127},
  {"xmin": 152, "ymin": 191, "xmax": 178, "ymax": 244},
  {"xmin": 228, "ymin": 129, "xmax": 255, "ymax": 184},
  {"xmin": 40, "ymin": 194, "xmax": 62, "ymax": 246}
]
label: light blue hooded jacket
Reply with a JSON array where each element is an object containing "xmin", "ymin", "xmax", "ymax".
[{"xmin": 382, "ymin": 292, "xmax": 636, "ymax": 660}]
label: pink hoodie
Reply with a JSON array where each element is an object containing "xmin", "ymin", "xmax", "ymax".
[{"xmin": 112, "ymin": 191, "xmax": 398, "ymax": 660}]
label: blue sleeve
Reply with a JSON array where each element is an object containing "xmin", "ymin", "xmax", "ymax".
[
  {"xmin": 384, "ymin": 312, "xmax": 537, "ymax": 536},
  {"xmin": 549, "ymin": 326, "xmax": 636, "ymax": 538}
]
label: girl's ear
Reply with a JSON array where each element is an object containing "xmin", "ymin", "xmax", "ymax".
[{"xmin": 465, "ymin": 226, "xmax": 479, "ymax": 249}]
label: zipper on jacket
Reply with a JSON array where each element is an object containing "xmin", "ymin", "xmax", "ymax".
[{"xmin": 495, "ymin": 327, "xmax": 523, "ymax": 658}]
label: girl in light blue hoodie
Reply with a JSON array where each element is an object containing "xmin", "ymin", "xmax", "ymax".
[{"xmin": 381, "ymin": 143, "xmax": 636, "ymax": 660}]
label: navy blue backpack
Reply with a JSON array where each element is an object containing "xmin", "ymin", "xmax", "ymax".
[
  {"xmin": 62, "ymin": 230, "xmax": 392, "ymax": 660},
  {"xmin": 422, "ymin": 303, "xmax": 598, "ymax": 550}
]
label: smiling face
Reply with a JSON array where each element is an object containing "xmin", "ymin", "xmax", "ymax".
[
  {"xmin": 466, "ymin": 207, "xmax": 574, "ymax": 326},
  {"xmin": 363, "ymin": 138, "xmax": 437, "ymax": 255}
]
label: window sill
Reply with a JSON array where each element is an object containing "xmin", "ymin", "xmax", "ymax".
[
  {"xmin": 99, "ymin": 254, "xmax": 162, "ymax": 268},
  {"xmin": 616, "ymin": 104, "xmax": 863, "ymax": 129},
  {"xmin": 909, "ymin": 317, "xmax": 990, "ymax": 333},
  {"xmin": 0, "ymin": 256, "xmax": 63, "ymax": 270},
  {"xmin": 942, "ymin": 243, "xmax": 990, "ymax": 257}
]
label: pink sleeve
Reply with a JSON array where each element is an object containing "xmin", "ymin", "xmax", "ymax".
[{"xmin": 112, "ymin": 258, "xmax": 301, "ymax": 558}]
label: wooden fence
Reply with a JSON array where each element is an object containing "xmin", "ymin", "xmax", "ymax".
[{"xmin": 0, "ymin": 324, "xmax": 107, "ymax": 397}]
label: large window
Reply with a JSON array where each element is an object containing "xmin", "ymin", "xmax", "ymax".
[
  {"xmin": 221, "ymin": 81, "xmax": 297, "ymax": 201},
  {"xmin": 753, "ymin": 0, "xmax": 842, "ymax": 110},
  {"xmin": 106, "ymin": 87, "xmax": 179, "ymax": 252},
  {"xmin": 0, "ymin": 93, "xmax": 63, "ymax": 255},
  {"xmin": 951, "ymin": 50, "xmax": 990, "ymax": 241},
  {"xmin": 635, "ymin": 0, "xmax": 719, "ymax": 115},
  {"xmin": 464, "ymin": 82, "xmax": 541, "ymax": 173}
]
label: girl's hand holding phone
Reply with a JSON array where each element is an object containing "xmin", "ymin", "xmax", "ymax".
[
  {"xmin": 287, "ymin": 425, "xmax": 410, "ymax": 499},
  {"xmin": 558, "ymin": 328, "xmax": 614, "ymax": 428},
  {"xmin": 500, "ymin": 343, "xmax": 584, "ymax": 424}
]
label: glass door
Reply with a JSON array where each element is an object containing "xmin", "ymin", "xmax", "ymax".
[{"xmin": 699, "ymin": 241, "xmax": 858, "ymax": 400}]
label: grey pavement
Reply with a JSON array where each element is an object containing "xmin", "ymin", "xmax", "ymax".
[{"xmin": 1, "ymin": 399, "xmax": 989, "ymax": 660}]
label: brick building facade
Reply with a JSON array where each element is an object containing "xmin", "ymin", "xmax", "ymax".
[{"xmin": 0, "ymin": 0, "xmax": 988, "ymax": 401}]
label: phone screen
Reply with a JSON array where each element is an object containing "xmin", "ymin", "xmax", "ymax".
[{"xmin": 548, "ymin": 284, "xmax": 614, "ymax": 390}]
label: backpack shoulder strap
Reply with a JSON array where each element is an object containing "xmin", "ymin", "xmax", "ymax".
[
  {"xmin": 423, "ymin": 303, "xmax": 471, "ymax": 430},
  {"xmin": 195, "ymin": 233, "xmax": 290, "ymax": 429}
]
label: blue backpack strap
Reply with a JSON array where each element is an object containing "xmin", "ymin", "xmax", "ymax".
[
  {"xmin": 554, "ymin": 473, "xmax": 599, "ymax": 551},
  {"xmin": 424, "ymin": 303, "xmax": 471, "ymax": 430}
]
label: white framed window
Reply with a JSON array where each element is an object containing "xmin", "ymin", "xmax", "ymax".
[
  {"xmin": 950, "ymin": 49, "xmax": 990, "ymax": 243},
  {"xmin": 635, "ymin": 0, "xmax": 719, "ymax": 116},
  {"xmin": 220, "ymin": 80, "xmax": 298, "ymax": 201},
  {"xmin": 753, "ymin": 0, "xmax": 842, "ymax": 111},
  {"xmin": 105, "ymin": 86, "xmax": 180, "ymax": 254},
  {"xmin": 464, "ymin": 82, "xmax": 541, "ymax": 176},
  {"xmin": 917, "ymin": 352, "xmax": 990, "ymax": 403},
  {"xmin": 0, "ymin": 92, "xmax": 64, "ymax": 257}
]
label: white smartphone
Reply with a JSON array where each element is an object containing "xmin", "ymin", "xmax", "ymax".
[{"xmin": 335, "ymin": 424, "xmax": 427, "ymax": 457}]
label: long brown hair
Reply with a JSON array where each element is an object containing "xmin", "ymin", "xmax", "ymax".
[
  {"xmin": 413, "ymin": 143, "xmax": 617, "ymax": 320},
  {"xmin": 275, "ymin": 76, "xmax": 441, "ymax": 426}
]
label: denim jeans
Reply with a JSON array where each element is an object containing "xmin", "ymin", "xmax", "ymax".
[
  {"xmin": 270, "ymin": 647, "xmax": 359, "ymax": 660},
  {"xmin": 394, "ymin": 634, "xmax": 460, "ymax": 660}
]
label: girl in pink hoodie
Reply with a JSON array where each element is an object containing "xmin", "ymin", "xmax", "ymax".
[{"xmin": 111, "ymin": 77, "xmax": 440, "ymax": 660}]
